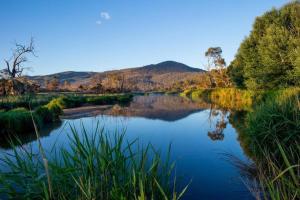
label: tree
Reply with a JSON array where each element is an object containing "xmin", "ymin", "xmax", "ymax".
[
  {"xmin": 63, "ymin": 80, "xmax": 71, "ymax": 91},
  {"xmin": 103, "ymin": 73, "xmax": 126, "ymax": 93},
  {"xmin": 3, "ymin": 38, "xmax": 36, "ymax": 79},
  {"xmin": 205, "ymin": 47, "xmax": 230, "ymax": 88},
  {"xmin": 228, "ymin": 2, "xmax": 300, "ymax": 89},
  {"xmin": 47, "ymin": 76, "xmax": 59, "ymax": 91},
  {"xmin": 90, "ymin": 74, "xmax": 103, "ymax": 93}
]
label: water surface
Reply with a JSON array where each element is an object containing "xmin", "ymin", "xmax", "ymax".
[{"xmin": 0, "ymin": 95, "xmax": 253, "ymax": 200}]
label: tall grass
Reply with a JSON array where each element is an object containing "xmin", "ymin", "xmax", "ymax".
[
  {"xmin": 227, "ymin": 88, "xmax": 300, "ymax": 200},
  {"xmin": 256, "ymin": 142, "xmax": 300, "ymax": 200},
  {"xmin": 225, "ymin": 142, "xmax": 300, "ymax": 200},
  {"xmin": 0, "ymin": 123, "xmax": 188, "ymax": 199},
  {"xmin": 245, "ymin": 88, "xmax": 300, "ymax": 156}
]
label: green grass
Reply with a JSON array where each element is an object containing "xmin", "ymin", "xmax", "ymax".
[
  {"xmin": 0, "ymin": 94, "xmax": 58, "ymax": 111},
  {"xmin": 192, "ymin": 88, "xmax": 300, "ymax": 199},
  {"xmin": 0, "ymin": 124, "xmax": 188, "ymax": 200},
  {"xmin": 228, "ymin": 88, "xmax": 300, "ymax": 200},
  {"xmin": 0, "ymin": 94, "xmax": 133, "ymax": 135},
  {"xmin": 245, "ymin": 88, "xmax": 300, "ymax": 157},
  {"xmin": 257, "ymin": 142, "xmax": 300, "ymax": 200},
  {"xmin": 0, "ymin": 93, "xmax": 133, "ymax": 111},
  {"xmin": 0, "ymin": 108, "xmax": 40, "ymax": 135}
]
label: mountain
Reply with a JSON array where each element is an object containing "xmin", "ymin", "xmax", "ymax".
[
  {"xmin": 28, "ymin": 61, "xmax": 205, "ymax": 91},
  {"xmin": 131, "ymin": 61, "xmax": 202, "ymax": 74}
]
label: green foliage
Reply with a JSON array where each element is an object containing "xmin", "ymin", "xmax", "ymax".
[
  {"xmin": 58, "ymin": 95, "xmax": 86, "ymax": 108},
  {"xmin": 0, "ymin": 125, "xmax": 188, "ymax": 200},
  {"xmin": 245, "ymin": 88, "xmax": 300, "ymax": 156},
  {"xmin": 0, "ymin": 94, "xmax": 134, "ymax": 135},
  {"xmin": 228, "ymin": 2, "xmax": 300, "ymax": 89},
  {"xmin": 35, "ymin": 98, "xmax": 63, "ymax": 123},
  {"xmin": 257, "ymin": 142, "xmax": 300, "ymax": 200},
  {"xmin": 0, "ymin": 94, "xmax": 57, "ymax": 111},
  {"xmin": 0, "ymin": 108, "xmax": 40, "ymax": 134},
  {"xmin": 86, "ymin": 94, "xmax": 133, "ymax": 105}
]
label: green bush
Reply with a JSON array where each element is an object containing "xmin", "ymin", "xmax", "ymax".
[{"xmin": 0, "ymin": 108, "xmax": 41, "ymax": 134}]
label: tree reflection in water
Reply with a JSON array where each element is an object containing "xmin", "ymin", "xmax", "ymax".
[{"xmin": 207, "ymin": 107, "xmax": 228, "ymax": 141}]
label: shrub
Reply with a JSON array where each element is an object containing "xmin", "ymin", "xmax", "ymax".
[{"xmin": 35, "ymin": 98, "xmax": 64, "ymax": 123}]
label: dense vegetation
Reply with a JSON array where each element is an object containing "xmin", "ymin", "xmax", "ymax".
[
  {"xmin": 182, "ymin": 87, "xmax": 300, "ymax": 199},
  {"xmin": 0, "ymin": 125, "xmax": 188, "ymax": 199},
  {"xmin": 228, "ymin": 2, "xmax": 300, "ymax": 89},
  {"xmin": 243, "ymin": 89, "xmax": 299, "ymax": 199},
  {"xmin": 0, "ymin": 94, "xmax": 133, "ymax": 135}
]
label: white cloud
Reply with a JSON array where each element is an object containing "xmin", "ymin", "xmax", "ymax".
[
  {"xmin": 96, "ymin": 20, "xmax": 102, "ymax": 25},
  {"xmin": 100, "ymin": 12, "xmax": 111, "ymax": 20}
]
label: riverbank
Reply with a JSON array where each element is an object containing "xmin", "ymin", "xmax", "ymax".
[
  {"xmin": 182, "ymin": 87, "xmax": 300, "ymax": 199},
  {"xmin": 0, "ymin": 93, "xmax": 133, "ymax": 135}
]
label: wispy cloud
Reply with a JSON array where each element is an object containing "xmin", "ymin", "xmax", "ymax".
[
  {"xmin": 96, "ymin": 20, "xmax": 102, "ymax": 25},
  {"xmin": 100, "ymin": 12, "xmax": 111, "ymax": 20}
]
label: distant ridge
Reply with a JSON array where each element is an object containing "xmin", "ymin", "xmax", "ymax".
[{"xmin": 28, "ymin": 61, "xmax": 205, "ymax": 91}]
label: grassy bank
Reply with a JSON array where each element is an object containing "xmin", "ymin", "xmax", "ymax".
[
  {"xmin": 243, "ymin": 88, "xmax": 300, "ymax": 199},
  {"xmin": 183, "ymin": 87, "xmax": 300, "ymax": 199},
  {"xmin": 0, "ymin": 94, "xmax": 58, "ymax": 110},
  {"xmin": 0, "ymin": 94, "xmax": 133, "ymax": 135},
  {"xmin": 181, "ymin": 88, "xmax": 298, "ymax": 111},
  {"xmin": 181, "ymin": 88, "xmax": 254, "ymax": 111},
  {"xmin": 0, "ymin": 125, "xmax": 188, "ymax": 199}
]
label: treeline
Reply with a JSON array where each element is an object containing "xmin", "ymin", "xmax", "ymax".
[
  {"xmin": 228, "ymin": 1, "xmax": 300, "ymax": 89},
  {"xmin": 41, "ymin": 72, "xmax": 207, "ymax": 93}
]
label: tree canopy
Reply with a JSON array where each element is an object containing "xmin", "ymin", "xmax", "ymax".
[{"xmin": 228, "ymin": 1, "xmax": 300, "ymax": 89}]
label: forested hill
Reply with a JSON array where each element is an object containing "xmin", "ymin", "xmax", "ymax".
[{"xmin": 29, "ymin": 61, "xmax": 205, "ymax": 91}]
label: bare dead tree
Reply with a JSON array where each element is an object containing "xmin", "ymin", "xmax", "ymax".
[{"xmin": 3, "ymin": 38, "xmax": 36, "ymax": 79}]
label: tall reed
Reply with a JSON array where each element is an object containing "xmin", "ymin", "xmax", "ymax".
[{"xmin": 0, "ymin": 122, "xmax": 188, "ymax": 200}]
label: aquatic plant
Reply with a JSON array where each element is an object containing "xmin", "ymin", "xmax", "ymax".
[{"xmin": 0, "ymin": 124, "xmax": 188, "ymax": 200}]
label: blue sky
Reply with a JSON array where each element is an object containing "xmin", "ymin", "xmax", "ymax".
[{"xmin": 0, "ymin": 0, "xmax": 288, "ymax": 75}]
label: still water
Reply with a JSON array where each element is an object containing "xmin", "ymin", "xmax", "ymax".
[{"xmin": 0, "ymin": 95, "xmax": 253, "ymax": 200}]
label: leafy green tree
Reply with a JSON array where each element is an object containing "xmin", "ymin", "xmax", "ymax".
[{"xmin": 228, "ymin": 2, "xmax": 300, "ymax": 89}]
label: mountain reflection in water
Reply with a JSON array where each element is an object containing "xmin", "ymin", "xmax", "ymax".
[{"xmin": 62, "ymin": 95, "xmax": 211, "ymax": 121}]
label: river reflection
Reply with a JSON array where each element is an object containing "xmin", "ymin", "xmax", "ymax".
[{"xmin": 0, "ymin": 94, "xmax": 253, "ymax": 200}]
